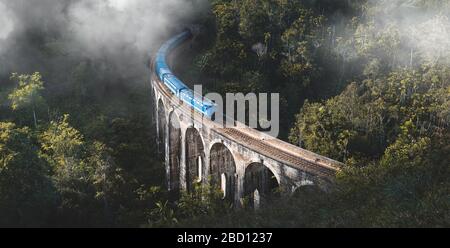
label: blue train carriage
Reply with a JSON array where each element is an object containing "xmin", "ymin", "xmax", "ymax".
[
  {"xmin": 157, "ymin": 67, "xmax": 171, "ymax": 81},
  {"xmin": 154, "ymin": 29, "xmax": 216, "ymax": 118},
  {"xmin": 163, "ymin": 74, "xmax": 187, "ymax": 95},
  {"xmin": 179, "ymin": 88, "xmax": 194, "ymax": 107},
  {"xmin": 202, "ymin": 97, "xmax": 216, "ymax": 118},
  {"xmin": 179, "ymin": 88, "xmax": 216, "ymax": 118},
  {"xmin": 193, "ymin": 90, "xmax": 216, "ymax": 118},
  {"xmin": 154, "ymin": 31, "xmax": 192, "ymax": 81},
  {"xmin": 154, "ymin": 54, "xmax": 167, "ymax": 79},
  {"xmin": 155, "ymin": 62, "xmax": 170, "ymax": 80}
]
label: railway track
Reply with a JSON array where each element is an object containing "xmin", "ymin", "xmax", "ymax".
[
  {"xmin": 216, "ymin": 128, "xmax": 338, "ymax": 179},
  {"xmin": 155, "ymin": 78, "xmax": 340, "ymax": 179},
  {"xmin": 153, "ymin": 30, "xmax": 342, "ymax": 181}
]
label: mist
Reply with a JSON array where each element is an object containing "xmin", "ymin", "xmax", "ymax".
[
  {"xmin": 0, "ymin": 1, "xmax": 15, "ymax": 53},
  {"xmin": 336, "ymin": 0, "xmax": 450, "ymax": 67},
  {"xmin": 0, "ymin": 0, "xmax": 208, "ymax": 77},
  {"xmin": 68, "ymin": 0, "xmax": 205, "ymax": 56}
]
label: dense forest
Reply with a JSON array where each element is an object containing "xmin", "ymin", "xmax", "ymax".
[{"xmin": 0, "ymin": 0, "xmax": 448, "ymax": 227}]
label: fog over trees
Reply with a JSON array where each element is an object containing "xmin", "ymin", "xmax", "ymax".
[{"xmin": 0, "ymin": 0, "xmax": 448, "ymax": 227}]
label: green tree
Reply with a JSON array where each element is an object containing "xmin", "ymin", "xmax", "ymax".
[
  {"xmin": 280, "ymin": 8, "xmax": 324, "ymax": 86},
  {"xmin": 8, "ymin": 72, "xmax": 46, "ymax": 128},
  {"xmin": 290, "ymin": 64, "xmax": 450, "ymax": 164},
  {"xmin": 0, "ymin": 122, "xmax": 56, "ymax": 227},
  {"xmin": 39, "ymin": 114, "xmax": 125, "ymax": 226}
]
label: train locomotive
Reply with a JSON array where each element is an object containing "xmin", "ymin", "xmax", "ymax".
[{"xmin": 155, "ymin": 31, "xmax": 216, "ymax": 117}]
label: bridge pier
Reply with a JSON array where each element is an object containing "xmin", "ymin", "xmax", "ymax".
[
  {"xmin": 235, "ymin": 159, "xmax": 246, "ymax": 207},
  {"xmin": 179, "ymin": 124, "xmax": 187, "ymax": 192},
  {"xmin": 164, "ymin": 116, "xmax": 170, "ymax": 191}
]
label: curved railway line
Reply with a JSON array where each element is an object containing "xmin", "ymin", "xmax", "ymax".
[{"xmin": 151, "ymin": 29, "xmax": 343, "ymax": 200}]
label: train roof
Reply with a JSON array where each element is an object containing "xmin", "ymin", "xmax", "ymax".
[
  {"xmin": 155, "ymin": 30, "xmax": 215, "ymax": 109},
  {"xmin": 164, "ymin": 74, "xmax": 188, "ymax": 90}
]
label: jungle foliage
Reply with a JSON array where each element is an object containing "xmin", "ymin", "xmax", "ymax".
[
  {"xmin": 0, "ymin": 0, "xmax": 448, "ymax": 227},
  {"xmin": 178, "ymin": 0, "xmax": 449, "ymax": 227}
]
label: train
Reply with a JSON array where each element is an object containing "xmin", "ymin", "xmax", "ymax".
[{"xmin": 154, "ymin": 30, "xmax": 216, "ymax": 117}]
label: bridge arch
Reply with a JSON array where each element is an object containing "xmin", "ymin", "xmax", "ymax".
[
  {"xmin": 292, "ymin": 179, "xmax": 316, "ymax": 194},
  {"xmin": 168, "ymin": 111, "xmax": 182, "ymax": 195},
  {"xmin": 244, "ymin": 162, "xmax": 280, "ymax": 208},
  {"xmin": 157, "ymin": 99, "xmax": 167, "ymax": 158},
  {"xmin": 292, "ymin": 183, "xmax": 321, "ymax": 200},
  {"xmin": 209, "ymin": 142, "xmax": 237, "ymax": 203},
  {"xmin": 185, "ymin": 126, "xmax": 206, "ymax": 192}
]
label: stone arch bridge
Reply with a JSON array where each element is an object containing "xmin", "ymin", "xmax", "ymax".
[{"xmin": 150, "ymin": 41, "xmax": 343, "ymax": 208}]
